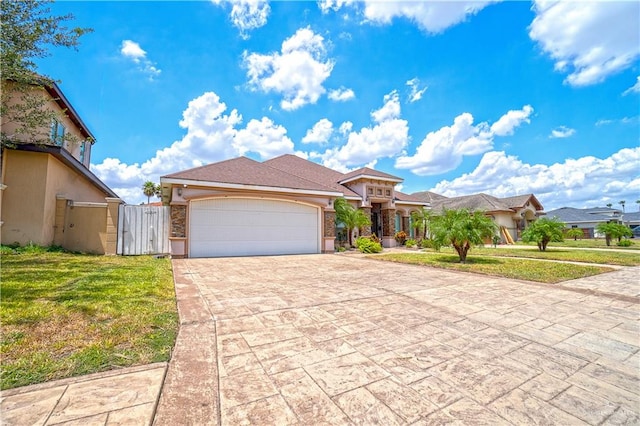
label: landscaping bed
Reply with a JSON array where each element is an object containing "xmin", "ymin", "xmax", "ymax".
[{"xmin": 0, "ymin": 247, "xmax": 178, "ymax": 390}]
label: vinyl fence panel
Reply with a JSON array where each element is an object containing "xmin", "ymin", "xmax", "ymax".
[{"xmin": 117, "ymin": 205, "xmax": 170, "ymax": 255}]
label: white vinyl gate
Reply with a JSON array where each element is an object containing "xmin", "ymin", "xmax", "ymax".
[{"xmin": 117, "ymin": 205, "xmax": 170, "ymax": 255}]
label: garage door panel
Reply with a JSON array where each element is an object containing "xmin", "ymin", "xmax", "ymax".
[{"xmin": 189, "ymin": 198, "xmax": 319, "ymax": 258}]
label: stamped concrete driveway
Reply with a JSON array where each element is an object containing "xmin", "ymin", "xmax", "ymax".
[{"xmin": 154, "ymin": 254, "xmax": 639, "ymax": 425}]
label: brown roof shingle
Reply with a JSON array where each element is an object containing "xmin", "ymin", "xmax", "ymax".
[{"xmin": 163, "ymin": 156, "xmax": 340, "ymax": 194}]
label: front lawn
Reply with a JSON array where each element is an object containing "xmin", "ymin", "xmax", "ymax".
[
  {"xmin": 517, "ymin": 239, "xmax": 639, "ymax": 250},
  {"xmin": 0, "ymin": 248, "xmax": 178, "ymax": 390},
  {"xmin": 373, "ymin": 252, "xmax": 614, "ymax": 283},
  {"xmin": 474, "ymin": 247, "xmax": 640, "ymax": 266}
]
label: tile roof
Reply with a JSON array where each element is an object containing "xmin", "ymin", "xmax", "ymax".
[
  {"xmin": 547, "ymin": 207, "xmax": 623, "ymax": 223},
  {"xmin": 411, "ymin": 191, "xmax": 448, "ymax": 203},
  {"xmin": 430, "ymin": 193, "xmax": 514, "ymax": 213},
  {"xmin": 394, "ymin": 190, "xmax": 427, "ymax": 203},
  {"xmin": 263, "ymin": 154, "xmax": 360, "ymax": 198},
  {"xmin": 162, "ymin": 156, "xmax": 340, "ymax": 194},
  {"xmin": 340, "ymin": 167, "xmax": 403, "ymax": 183}
]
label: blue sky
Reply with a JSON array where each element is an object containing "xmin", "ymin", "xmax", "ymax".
[{"xmin": 38, "ymin": 1, "xmax": 639, "ymax": 210}]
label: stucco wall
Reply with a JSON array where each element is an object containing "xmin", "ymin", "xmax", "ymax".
[{"xmin": 1, "ymin": 150, "xmax": 108, "ymax": 246}]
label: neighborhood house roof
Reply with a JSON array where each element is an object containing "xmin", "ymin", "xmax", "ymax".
[
  {"xmin": 547, "ymin": 207, "xmax": 623, "ymax": 224},
  {"xmin": 411, "ymin": 192, "xmax": 542, "ymax": 214}
]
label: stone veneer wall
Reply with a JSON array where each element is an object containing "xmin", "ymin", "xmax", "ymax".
[
  {"xmin": 171, "ymin": 205, "xmax": 186, "ymax": 238},
  {"xmin": 360, "ymin": 207, "xmax": 372, "ymax": 236},
  {"xmin": 382, "ymin": 209, "xmax": 396, "ymax": 237},
  {"xmin": 324, "ymin": 211, "xmax": 336, "ymax": 238}
]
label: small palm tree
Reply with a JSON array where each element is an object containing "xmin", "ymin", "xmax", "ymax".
[
  {"xmin": 334, "ymin": 198, "xmax": 371, "ymax": 247},
  {"xmin": 619, "ymin": 200, "xmax": 626, "ymax": 212},
  {"xmin": 142, "ymin": 181, "xmax": 156, "ymax": 204},
  {"xmin": 410, "ymin": 207, "xmax": 433, "ymax": 240},
  {"xmin": 636, "ymin": 199, "xmax": 640, "ymax": 212},
  {"xmin": 606, "ymin": 203, "xmax": 613, "ymax": 208},
  {"xmin": 430, "ymin": 209, "xmax": 496, "ymax": 263}
]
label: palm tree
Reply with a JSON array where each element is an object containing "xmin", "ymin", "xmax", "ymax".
[
  {"xmin": 606, "ymin": 203, "xmax": 613, "ymax": 208},
  {"xmin": 619, "ymin": 200, "xmax": 626, "ymax": 212},
  {"xmin": 430, "ymin": 208, "xmax": 497, "ymax": 263},
  {"xmin": 636, "ymin": 199, "xmax": 640, "ymax": 212},
  {"xmin": 410, "ymin": 207, "xmax": 433, "ymax": 240},
  {"xmin": 142, "ymin": 181, "xmax": 156, "ymax": 204},
  {"xmin": 334, "ymin": 198, "xmax": 371, "ymax": 247}
]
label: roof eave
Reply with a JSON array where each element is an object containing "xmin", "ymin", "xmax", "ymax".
[{"xmin": 338, "ymin": 174, "xmax": 403, "ymax": 185}]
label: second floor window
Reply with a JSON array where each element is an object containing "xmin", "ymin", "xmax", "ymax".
[{"xmin": 50, "ymin": 120, "xmax": 66, "ymax": 146}]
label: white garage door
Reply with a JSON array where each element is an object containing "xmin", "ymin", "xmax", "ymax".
[{"xmin": 189, "ymin": 198, "xmax": 320, "ymax": 258}]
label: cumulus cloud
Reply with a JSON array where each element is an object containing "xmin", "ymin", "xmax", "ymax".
[
  {"xmin": 490, "ymin": 105, "xmax": 533, "ymax": 136},
  {"xmin": 319, "ymin": 1, "xmax": 496, "ymax": 33},
  {"xmin": 529, "ymin": 1, "xmax": 640, "ymax": 87},
  {"xmin": 211, "ymin": 0, "xmax": 270, "ymax": 38},
  {"xmin": 120, "ymin": 40, "xmax": 161, "ymax": 80},
  {"xmin": 92, "ymin": 91, "xmax": 294, "ymax": 204},
  {"xmin": 328, "ymin": 87, "xmax": 355, "ymax": 102},
  {"xmin": 313, "ymin": 91, "xmax": 409, "ymax": 172},
  {"xmin": 243, "ymin": 27, "xmax": 334, "ymax": 110},
  {"xmin": 302, "ymin": 118, "xmax": 334, "ymax": 144},
  {"xmin": 395, "ymin": 105, "xmax": 533, "ymax": 176},
  {"xmin": 549, "ymin": 126, "xmax": 575, "ymax": 139},
  {"xmin": 406, "ymin": 78, "xmax": 427, "ymax": 103},
  {"xmin": 623, "ymin": 76, "xmax": 640, "ymax": 96},
  {"xmin": 429, "ymin": 147, "xmax": 640, "ymax": 211}
]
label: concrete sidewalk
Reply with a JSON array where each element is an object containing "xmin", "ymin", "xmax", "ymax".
[{"xmin": 0, "ymin": 362, "xmax": 166, "ymax": 425}]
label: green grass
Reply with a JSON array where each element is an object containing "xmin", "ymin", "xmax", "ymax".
[
  {"xmin": 474, "ymin": 247, "xmax": 640, "ymax": 266},
  {"xmin": 516, "ymin": 238, "xmax": 639, "ymax": 250},
  {"xmin": 0, "ymin": 249, "xmax": 178, "ymax": 390},
  {"xmin": 372, "ymin": 252, "xmax": 614, "ymax": 284}
]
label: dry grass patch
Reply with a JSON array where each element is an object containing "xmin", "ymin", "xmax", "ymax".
[{"xmin": 1, "ymin": 248, "xmax": 178, "ymax": 390}]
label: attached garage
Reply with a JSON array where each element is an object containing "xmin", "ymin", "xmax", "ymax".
[{"xmin": 189, "ymin": 197, "xmax": 320, "ymax": 258}]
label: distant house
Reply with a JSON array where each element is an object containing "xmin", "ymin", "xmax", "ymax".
[
  {"xmin": 546, "ymin": 206, "xmax": 631, "ymax": 238},
  {"xmin": 412, "ymin": 191, "xmax": 545, "ymax": 243},
  {"xmin": 1, "ymin": 80, "xmax": 121, "ymax": 253}
]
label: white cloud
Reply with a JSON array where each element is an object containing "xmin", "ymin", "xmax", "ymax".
[
  {"xmin": 313, "ymin": 92, "xmax": 409, "ymax": 171},
  {"xmin": 549, "ymin": 126, "xmax": 575, "ymax": 139},
  {"xmin": 623, "ymin": 76, "xmax": 640, "ymax": 96},
  {"xmin": 243, "ymin": 27, "xmax": 334, "ymax": 111},
  {"xmin": 596, "ymin": 116, "xmax": 640, "ymax": 127},
  {"xmin": 406, "ymin": 78, "xmax": 427, "ymax": 103},
  {"xmin": 338, "ymin": 121, "xmax": 353, "ymax": 135},
  {"xmin": 211, "ymin": 0, "xmax": 270, "ymax": 38},
  {"xmin": 371, "ymin": 90, "xmax": 401, "ymax": 123},
  {"xmin": 529, "ymin": 1, "xmax": 640, "ymax": 87},
  {"xmin": 429, "ymin": 147, "xmax": 640, "ymax": 211},
  {"xmin": 396, "ymin": 105, "xmax": 533, "ymax": 176},
  {"xmin": 320, "ymin": 1, "xmax": 497, "ymax": 33},
  {"xmin": 92, "ymin": 91, "xmax": 294, "ymax": 204},
  {"xmin": 302, "ymin": 118, "xmax": 334, "ymax": 144},
  {"xmin": 328, "ymin": 87, "xmax": 355, "ymax": 102},
  {"xmin": 490, "ymin": 105, "xmax": 533, "ymax": 136},
  {"xmin": 120, "ymin": 40, "xmax": 161, "ymax": 80}
]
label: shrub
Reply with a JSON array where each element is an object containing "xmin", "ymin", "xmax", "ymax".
[
  {"xmin": 405, "ymin": 238, "xmax": 418, "ymax": 248},
  {"xmin": 394, "ymin": 231, "xmax": 407, "ymax": 245},
  {"xmin": 617, "ymin": 239, "xmax": 632, "ymax": 247},
  {"xmin": 355, "ymin": 236, "xmax": 382, "ymax": 253}
]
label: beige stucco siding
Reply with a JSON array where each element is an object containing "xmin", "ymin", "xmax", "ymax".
[{"xmin": 1, "ymin": 150, "xmax": 107, "ymax": 246}]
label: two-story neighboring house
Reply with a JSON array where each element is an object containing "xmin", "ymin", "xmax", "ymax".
[{"xmin": 1, "ymin": 80, "xmax": 121, "ymax": 253}]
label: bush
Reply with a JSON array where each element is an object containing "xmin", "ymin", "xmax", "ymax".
[
  {"xmin": 394, "ymin": 231, "xmax": 407, "ymax": 245},
  {"xmin": 617, "ymin": 239, "xmax": 632, "ymax": 247},
  {"xmin": 405, "ymin": 239, "xmax": 418, "ymax": 248},
  {"xmin": 355, "ymin": 236, "xmax": 382, "ymax": 253}
]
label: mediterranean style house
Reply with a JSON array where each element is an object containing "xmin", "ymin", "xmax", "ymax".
[
  {"xmin": 412, "ymin": 191, "xmax": 545, "ymax": 243},
  {"xmin": 1, "ymin": 80, "xmax": 121, "ymax": 253},
  {"xmin": 160, "ymin": 155, "xmax": 427, "ymax": 258},
  {"xmin": 546, "ymin": 206, "xmax": 638, "ymax": 238}
]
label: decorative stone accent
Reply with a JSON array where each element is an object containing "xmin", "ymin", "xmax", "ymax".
[
  {"xmin": 171, "ymin": 205, "xmax": 187, "ymax": 238},
  {"xmin": 382, "ymin": 209, "xmax": 396, "ymax": 237},
  {"xmin": 360, "ymin": 207, "xmax": 372, "ymax": 236},
  {"xmin": 324, "ymin": 210, "xmax": 336, "ymax": 238},
  {"xmin": 402, "ymin": 216, "xmax": 410, "ymax": 234}
]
